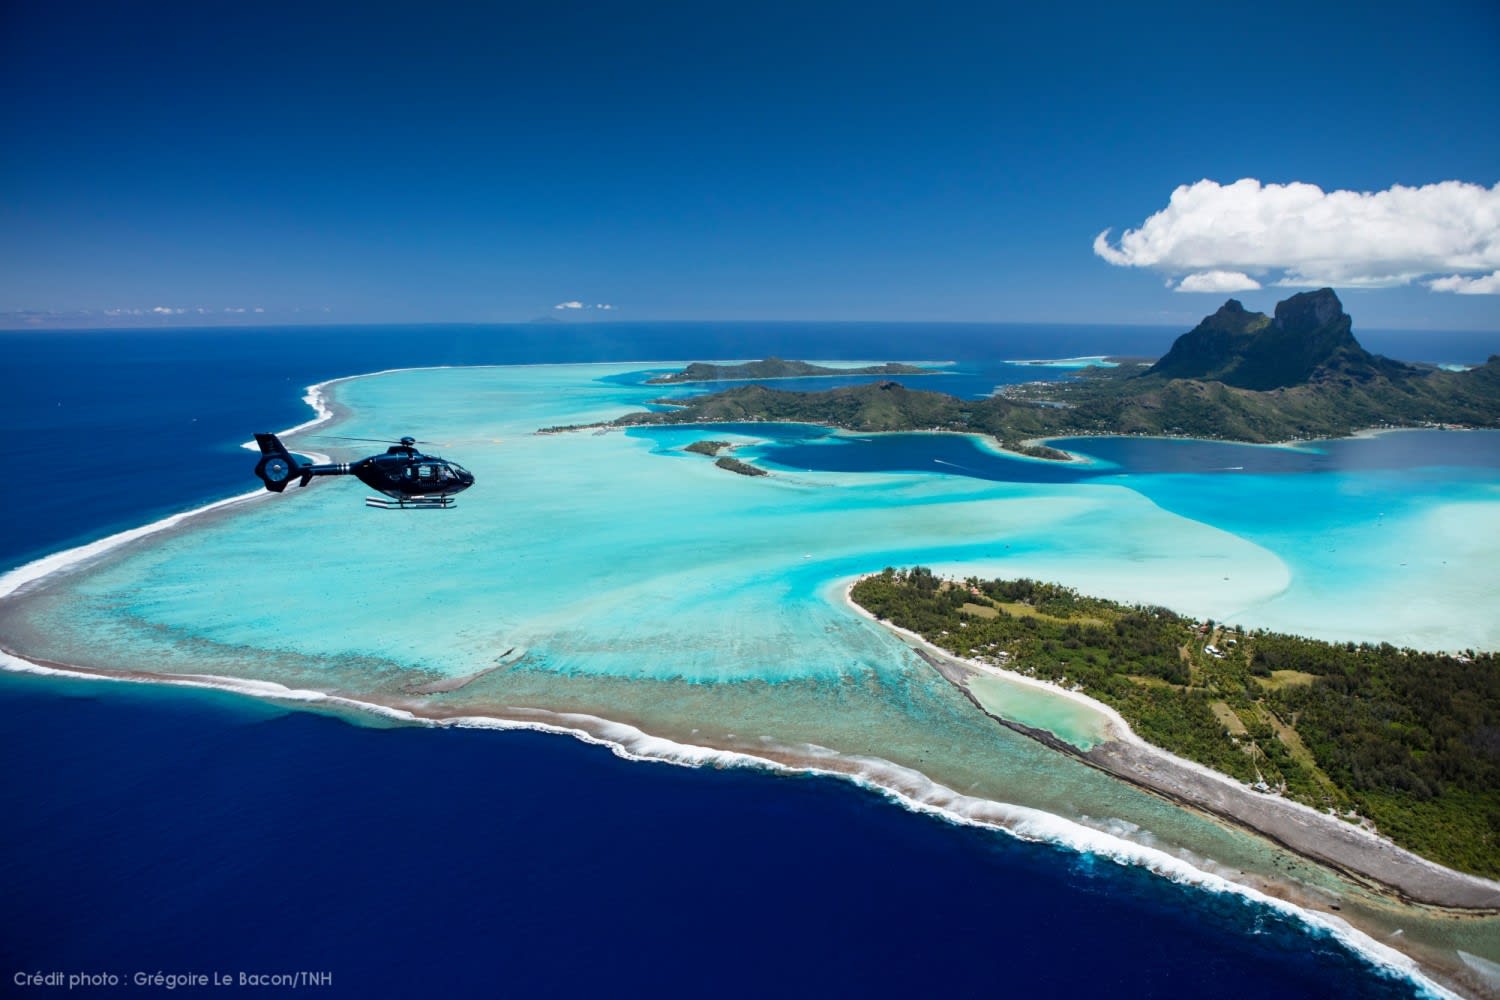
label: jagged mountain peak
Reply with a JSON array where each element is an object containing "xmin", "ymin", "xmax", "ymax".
[
  {"xmin": 1148, "ymin": 288, "xmax": 1383, "ymax": 391},
  {"xmin": 1272, "ymin": 287, "xmax": 1346, "ymax": 333}
]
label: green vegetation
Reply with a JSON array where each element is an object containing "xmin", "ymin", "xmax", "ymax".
[
  {"xmin": 851, "ymin": 567, "xmax": 1500, "ymax": 877},
  {"xmin": 603, "ymin": 291, "xmax": 1500, "ymax": 454},
  {"xmin": 646, "ymin": 357, "xmax": 932, "ymax": 384},
  {"xmin": 714, "ymin": 456, "xmax": 767, "ymax": 477},
  {"xmin": 678, "ymin": 438, "xmax": 766, "ymax": 475},
  {"xmin": 1016, "ymin": 442, "xmax": 1073, "ymax": 461}
]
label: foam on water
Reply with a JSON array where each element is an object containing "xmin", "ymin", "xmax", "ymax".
[
  {"xmin": 0, "ymin": 645, "xmax": 1454, "ymax": 997},
  {"xmin": 0, "ymin": 490, "xmax": 267, "ymax": 603},
  {"xmin": 1006, "ymin": 355, "xmax": 1120, "ymax": 369}
]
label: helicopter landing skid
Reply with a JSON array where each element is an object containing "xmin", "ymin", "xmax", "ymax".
[{"xmin": 364, "ymin": 495, "xmax": 457, "ymax": 510}]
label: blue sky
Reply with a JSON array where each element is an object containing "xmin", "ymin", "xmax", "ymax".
[{"xmin": 2, "ymin": 0, "xmax": 1497, "ymax": 329}]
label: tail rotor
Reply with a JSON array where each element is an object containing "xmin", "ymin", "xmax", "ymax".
[{"xmin": 253, "ymin": 433, "xmax": 308, "ymax": 492}]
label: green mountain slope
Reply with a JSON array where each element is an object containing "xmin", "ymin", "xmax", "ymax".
[
  {"xmin": 608, "ymin": 290, "xmax": 1500, "ymax": 454},
  {"xmin": 645, "ymin": 357, "xmax": 930, "ymax": 384}
]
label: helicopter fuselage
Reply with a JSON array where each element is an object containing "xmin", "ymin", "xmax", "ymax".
[
  {"xmin": 253, "ymin": 433, "xmax": 474, "ymax": 505},
  {"xmin": 349, "ymin": 445, "xmax": 475, "ymax": 499}
]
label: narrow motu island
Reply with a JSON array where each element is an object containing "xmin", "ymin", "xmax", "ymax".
[{"xmin": 847, "ymin": 568, "xmax": 1500, "ymax": 897}]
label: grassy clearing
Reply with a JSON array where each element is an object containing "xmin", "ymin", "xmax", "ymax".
[
  {"xmin": 1126, "ymin": 675, "xmax": 1181, "ymax": 690},
  {"xmin": 1210, "ymin": 700, "xmax": 1249, "ymax": 736},
  {"xmin": 1254, "ymin": 669, "xmax": 1318, "ymax": 691}
]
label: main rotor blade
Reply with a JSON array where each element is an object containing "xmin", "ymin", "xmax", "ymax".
[{"xmin": 312, "ymin": 435, "xmax": 437, "ymax": 445}]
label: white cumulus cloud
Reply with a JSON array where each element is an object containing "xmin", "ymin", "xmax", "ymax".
[
  {"xmin": 555, "ymin": 300, "xmax": 617, "ymax": 311},
  {"xmin": 1174, "ymin": 270, "xmax": 1262, "ymax": 294},
  {"xmin": 1094, "ymin": 178, "xmax": 1500, "ymax": 293},
  {"xmin": 1426, "ymin": 270, "xmax": 1500, "ymax": 295},
  {"xmin": 151, "ymin": 306, "xmax": 184, "ymax": 315}
]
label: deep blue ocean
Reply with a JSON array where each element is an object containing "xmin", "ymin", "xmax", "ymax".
[{"xmin": 4, "ymin": 320, "xmax": 1492, "ymax": 997}]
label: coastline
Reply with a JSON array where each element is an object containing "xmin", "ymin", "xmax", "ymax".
[
  {"xmin": 611, "ymin": 407, "xmax": 1490, "ymax": 468},
  {"xmin": 839, "ymin": 578, "xmax": 1500, "ymax": 912},
  {"xmin": 0, "ymin": 373, "xmax": 349, "ymax": 605},
  {"xmin": 959, "ymin": 422, "xmax": 1490, "ymax": 464},
  {"xmin": 0, "ymin": 645, "xmax": 1474, "ymax": 999},
  {"xmin": 2, "ymin": 618, "xmax": 1492, "ymax": 995},
  {"xmin": 1005, "ymin": 355, "xmax": 1120, "ymax": 368},
  {"xmin": 644, "ymin": 360, "xmax": 948, "ymax": 385},
  {"xmin": 1011, "ymin": 424, "xmax": 1498, "ymax": 463},
  {"xmin": 2, "ymin": 361, "xmax": 1498, "ymax": 998}
]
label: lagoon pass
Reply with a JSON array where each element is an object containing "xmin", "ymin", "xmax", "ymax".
[{"xmin": 3, "ymin": 361, "xmax": 1500, "ymax": 996}]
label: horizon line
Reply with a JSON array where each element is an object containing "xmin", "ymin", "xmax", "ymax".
[{"xmin": 5, "ymin": 317, "xmax": 1500, "ymax": 335}]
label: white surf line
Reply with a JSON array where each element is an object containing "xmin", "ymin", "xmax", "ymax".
[
  {"xmin": 3, "ymin": 365, "xmax": 497, "ymax": 600},
  {"xmin": 2, "ymin": 356, "xmax": 752, "ymax": 601},
  {"xmin": 236, "ymin": 365, "xmax": 447, "ymax": 452},
  {"xmin": 1006, "ymin": 355, "xmax": 1116, "ymax": 365},
  {"xmin": 0, "ymin": 489, "xmax": 269, "ymax": 602},
  {"xmin": 779, "ymin": 743, "xmax": 1458, "ymax": 1000},
  {"xmin": 576, "ymin": 711, "xmax": 1461, "ymax": 998},
  {"xmin": 0, "ymin": 650, "xmax": 1455, "ymax": 998},
  {"xmin": 1, "ymin": 389, "xmax": 349, "ymax": 602}
]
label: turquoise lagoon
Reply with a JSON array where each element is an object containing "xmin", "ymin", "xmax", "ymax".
[{"xmin": 6, "ymin": 361, "xmax": 1500, "ymax": 987}]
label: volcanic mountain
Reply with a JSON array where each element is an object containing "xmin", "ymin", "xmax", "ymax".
[
  {"xmin": 591, "ymin": 289, "xmax": 1500, "ymax": 453},
  {"xmin": 1147, "ymin": 288, "xmax": 1412, "ymax": 390}
]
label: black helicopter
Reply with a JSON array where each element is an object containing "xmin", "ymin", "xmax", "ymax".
[{"xmin": 253, "ymin": 432, "xmax": 474, "ymax": 509}]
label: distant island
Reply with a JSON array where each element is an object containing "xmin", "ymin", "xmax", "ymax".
[
  {"xmin": 681, "ymin": 438, "xmax": 768, "ymax": 476},
  {"xmin": 715, "ymin": 456, "xmax": 767, "ymax": 477},
  {"xmin": 645, "ymin": 357, "xmax": 933, "ymax": 384},
  {"xmin": 852, "ymin": 568, "xmax": 1500, "ymax": 880},
  {"xmin": 604, "ymin": 290, "xmax": 1499, "ymax": 456}
]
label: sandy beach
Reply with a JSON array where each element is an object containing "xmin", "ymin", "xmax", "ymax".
[{"xmin": 840, "ymin": 579, "xmax": 1500, "ymax": 912}]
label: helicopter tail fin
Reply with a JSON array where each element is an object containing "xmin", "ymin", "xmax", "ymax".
[{"xmin": 252, "ymin": 433, "xmax": 301, "ymax": 492}]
